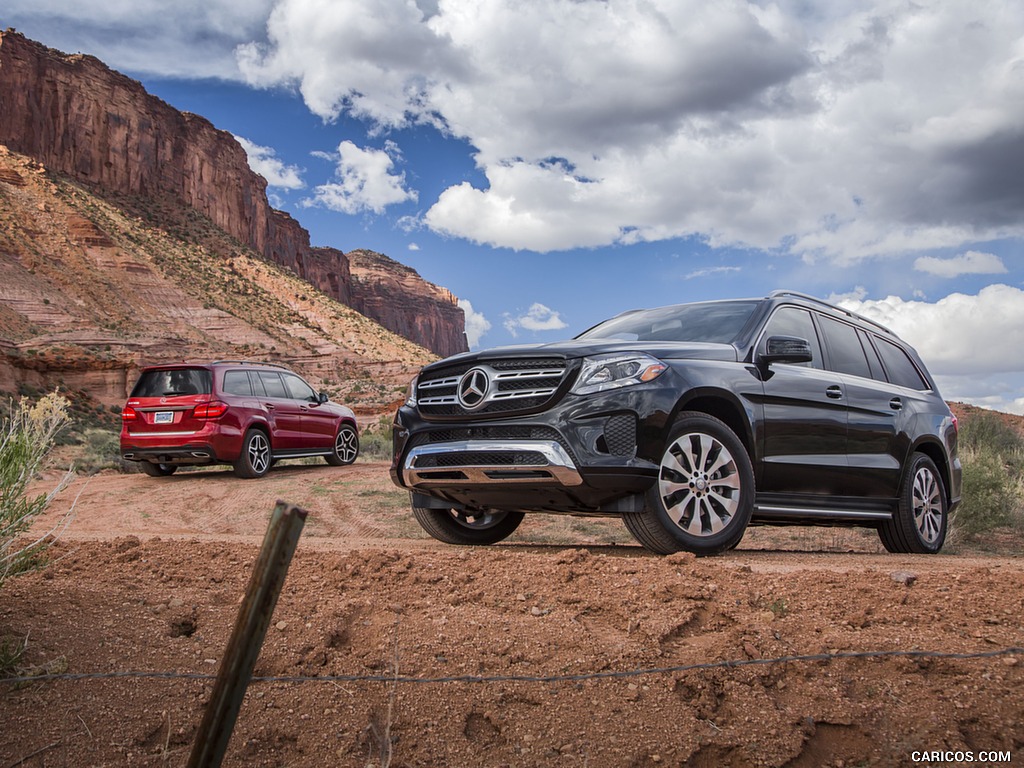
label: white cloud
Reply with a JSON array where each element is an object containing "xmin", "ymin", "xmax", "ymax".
[
  {"xmin": 304, "ymin": 140, "xmax": 417, "ymax": 215},
  {"xmin": 235, "ymin": 136, "xmax": 304, "ymax": 190},
  {"xmin": 407, "ymin": 242, "xmax": 420, "ymax": 251},
  {"xmin": 836, "ymin": 284, "xmax": 1024, "ymax": 413},
  {"xmin": 235, "ymin": 0, "xmax": 1024, "ymax": 257},
  {"xmin": 503, "ymin": 303, "xmax": 568, "ymax": 337},
  {"xmin": 12, "ymin": 1, "xmax": 1024, "ymax": 260},
  {"xmin": 6, "ymin": 0, "xmax": 275, "ymax": 79},
  {"xmin": 458, "ymin": 298, "xmax": 491, "ymax": 348},
  {"xmin": 686, "ymin": 266, "xmax": 742, "ymax": 280},
  {"xmin": 914, "ymin": 252, "xmax": 1008, "ymax": 278}
]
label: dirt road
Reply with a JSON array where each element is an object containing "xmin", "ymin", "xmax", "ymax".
[{"xmin": 1, "ymin": 461, "xmax": 1022, "ymax": 767}]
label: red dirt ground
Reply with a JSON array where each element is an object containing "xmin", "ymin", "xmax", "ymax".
[{"xmin": 1, "ymin": 461, "xmax": 1022, "ymax": 767}]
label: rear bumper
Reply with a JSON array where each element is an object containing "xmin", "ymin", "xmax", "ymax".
[{"xmin": 120, "ymin": 444, "xmax": 218, "ymax": 465}]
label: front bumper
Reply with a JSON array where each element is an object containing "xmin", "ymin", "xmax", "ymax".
[
  {"xmin": 402, "ymin": 439, "xmax": 584, "ymax": 487},
  {"xmin": 391, "ymin": 384, "xmax": 680, "ymax": 513}
]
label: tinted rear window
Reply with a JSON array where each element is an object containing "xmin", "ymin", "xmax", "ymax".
[
  {"xmin": 131, "ymin": 368, "xmax": 212, "ymax": 397},
  {"xmin": 578, "ymin": 301, "xmax": 757, "ymax": 344}
]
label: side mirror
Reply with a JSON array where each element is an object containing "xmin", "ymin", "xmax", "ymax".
[
  {"xmin": 318, "ymin": 392, "xmax": 329, "ymax": 404},
  {"xmin": 760, "ymin": 335, "xmax": 813, "ymax": 366}
]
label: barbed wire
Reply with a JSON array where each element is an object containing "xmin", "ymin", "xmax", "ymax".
[{"xmin": 3, "ymin": 646, "xmax": 1022, "ymax": 688}]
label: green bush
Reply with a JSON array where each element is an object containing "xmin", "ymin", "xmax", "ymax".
[
  {"xmin": 0, "ymin": 392, "xmax": 74, "ymax": 588},
  {"xmin": 952, "ymin": 410, "xmax": 1023, "ymax": 538},
  {"xmin": 74, "ymin": 428, "xmax": 134, "ymax": 475},
  {"xmin": 358, "ymin": 414, "xmax": 396, "ymax": 462}
]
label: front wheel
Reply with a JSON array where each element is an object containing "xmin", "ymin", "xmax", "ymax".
[
  {"xmin": 412, "ymin": 506, "xmax": 525, "ymax": 546},
  {"xmin": 233, "ymin": 428, "xmax": 271, "ymax": 479},
  {"xmin": 326, "ymin": 423, "xmax": 359, "ymax": 466},
  {"xmin": 623, "ymin": 412, "xmax": 754, "ymax": 555},
  {"xmin": 878, "ymin": 453, "xmax": 947, "ymax": 553}
]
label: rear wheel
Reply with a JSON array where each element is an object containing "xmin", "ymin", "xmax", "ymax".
[
  {"xmin": 412, "ymin": 506, "xmax": 525, "ymax": 546},
  {"xmin": 326, "ymin": 423, "xmax": 359, "ymax": 466},
  {"xmin": 233, "ymin": 428, "xmax": 271, "ymax": 479},
  {"xmin": 140, "ymin": 462, "xmax": 177, "ymax": 477},
  {"xmin": 879, "ymin": 453, "xmax": 947, "ymax": 553},
  {"xmin": 623, "ymin": 412, "xmax": 754, "ymax": 555}
]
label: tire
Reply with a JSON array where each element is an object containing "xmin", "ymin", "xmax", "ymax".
[
  {"xmin": 140, "ymin": 462, "xmax": 177, "ymax": 477},
  {"xmin": 412, "ymin": 506, "xmax": 525, "ymax": 546},
  {"xmin": 878, "ymin": 453, "xmax": 947, "ymax": 554},
  {"xmin": 623, "ymin": 412, "xmax": 754, "ymax": 556},
  {"xmin": 233, "ymin": 428, "xmax": 272, "ymax": 479},
  {"xmin": 326, "ymin": 423, "xmax": 359, "ymax": 466}
]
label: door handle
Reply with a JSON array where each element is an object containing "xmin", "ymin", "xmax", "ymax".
[
  {"xmin": 826, "ymin": 385, "xmax": 843, "ymax": 399},
  {"xmin": 264, "ymin": 403, "xmax": 276, "ymax": 410},
  {"xmin": 889, "ymin": 397, "xmax": 903, "ymax": 410}
]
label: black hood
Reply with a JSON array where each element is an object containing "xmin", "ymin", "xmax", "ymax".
[{"xmin": 422, "ymin": 339, "xmax": 739, "ymax": 373}]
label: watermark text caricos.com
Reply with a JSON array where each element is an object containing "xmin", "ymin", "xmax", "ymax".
[{"xmin": 912, "ymin": 750, "xmax": 1012, "ymax": 764}]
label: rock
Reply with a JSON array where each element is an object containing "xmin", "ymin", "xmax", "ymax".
[
  {"xmin": 0, "ymin": 30, "xmax": 467, "ymax": 358},
  {"xmin": 890, "ymin": 571, "xmax": 918, "ymax": 586}
]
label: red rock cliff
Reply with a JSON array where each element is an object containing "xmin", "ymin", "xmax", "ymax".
[
  {"xmin": 347, "ymin": 250, "xmax": 468, "ymax": 358},
  {"xmin": 0, "ymin": 30, "xmax": 466, "ymax": 356}
]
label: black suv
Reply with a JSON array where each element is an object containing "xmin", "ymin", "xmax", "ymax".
[{"xmin": 391, "ymin": 291, "xmax": 961, "ymax": 555}]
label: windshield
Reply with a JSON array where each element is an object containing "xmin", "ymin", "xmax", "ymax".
[{"xmin": 577, "ymin": 301, "xmax": 758, "ymax": 344}]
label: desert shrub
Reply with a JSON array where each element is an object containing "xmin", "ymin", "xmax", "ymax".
[
  {"xmin": 0, "ymin": 392, "xmax": 75, "ymax": 588},
  {"xmin": 952, "ymin": 410, "xmax": 1024, "ymax": 538},
  {"xmin": 359, "ymin": 414, "xmax": 395, "ymax": 462},
  {"xmin": 74, "ymin": 427, "xmax": 134, "ymax": 475}
]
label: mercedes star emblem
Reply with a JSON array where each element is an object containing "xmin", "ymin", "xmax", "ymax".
[{"xmin": 458, "ymin": 368, "xmax": 490, "ymax": 409}]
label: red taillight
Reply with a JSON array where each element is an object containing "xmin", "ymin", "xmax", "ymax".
[
  {"xmin": 121, "ymin": 406, "xmax": 138, "ymax": 421},
  {"xmin": 951, "ymin": 413, "xmax": 959, "ymax": 434},
  {"xmin": 193, "ymin": 401, "xmax": 228, "ymax": 419}
]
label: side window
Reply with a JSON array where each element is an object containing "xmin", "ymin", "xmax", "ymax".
[
  {"xmin": 248, "ymin": 371, "xmax": 267, "ymax": 397},
  {"xmin": 858, "ymin": 330, "xmax": 888, "ymax": 383},
  {"xmin": 759, "ymin": 307, "xmax": 822, "ymax": 368},
  {"xmin": 258, "ymin": 371, "xmax": 288, "ymax": 398},
  {"xmin": 818, "ymin": 316, "xmax": 871, "ymax": 378},
  {"xmin": 284, "ymin": 373, "xmax": 317, "ymax": 402},
  {"xmin": 222, "ymin": 370, "xmax": 253, "ymax": 396},
  {"xmin": 876, "ymin": 337, "xmax": 930, "ymax": 390}
]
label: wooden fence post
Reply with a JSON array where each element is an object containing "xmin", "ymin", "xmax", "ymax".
[{"xmin": 186, "ymin": 500, "xmax": 307, "ymax": 768}]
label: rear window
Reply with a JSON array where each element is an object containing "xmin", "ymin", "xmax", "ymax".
[
  {"xmin": 578, "ymin": 301, "xmax": 757, "ymax": 344},
  {"xmin": 131, "ymin": 368, "xmax": 212, "ymax": 397}
]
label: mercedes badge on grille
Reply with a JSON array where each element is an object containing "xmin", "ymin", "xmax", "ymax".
[{"xmin": 458, "ymin": 368, "xmax": 490, "ymax": 409}]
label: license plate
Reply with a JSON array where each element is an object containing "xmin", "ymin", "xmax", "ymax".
[{"xmin": 153, "ymin": 411, "xmax": 174, "ymax": 424}]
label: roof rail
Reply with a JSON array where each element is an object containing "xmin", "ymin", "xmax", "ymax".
[
  {"xmin": 767, "ymin": 290, "xmax": 895, "ymax": 337},
  {"xmin": 210, "ymin": 359, "xmax": 292, "ymax": 370}
]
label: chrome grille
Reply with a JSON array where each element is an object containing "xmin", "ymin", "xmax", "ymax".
[{"xmin": 417, "ymin": 358, "xmax": 569, "ymax": 417}]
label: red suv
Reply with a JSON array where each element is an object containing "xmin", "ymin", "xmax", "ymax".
[{"xmin": 120, "ymin": 360, "xmax": 359, "ymax": 478}]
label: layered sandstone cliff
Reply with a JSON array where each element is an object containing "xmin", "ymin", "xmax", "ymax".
[
  {"xmin": 0, "ymin": 30, "xmax": 466, "ymax": 357},
  {"xmin": 343, "ymin": 249, "xmax": 468, "ymax": 359}
]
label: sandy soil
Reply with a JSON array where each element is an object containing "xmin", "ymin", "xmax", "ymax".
[{"xmin": 1, "ymin": 461, "xmax": 1022, "ymax": 767}]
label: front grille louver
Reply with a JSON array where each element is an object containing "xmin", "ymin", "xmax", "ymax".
[{"xmin": 416, "ymin": 357, "xmax": 570, "ymax": 418}]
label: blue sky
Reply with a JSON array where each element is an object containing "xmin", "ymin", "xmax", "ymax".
[{"xmin": 4, "ymin": 1, "xmax": 1024, "ymax": 413}]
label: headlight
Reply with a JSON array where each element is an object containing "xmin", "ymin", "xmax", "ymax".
[
  {"xmin": 404, "ymin": 374, "xmax": 419, "ymax": 407},
  {"xmin": 571, "ymin": 353, "xmax": 667, "ymax": 396}
]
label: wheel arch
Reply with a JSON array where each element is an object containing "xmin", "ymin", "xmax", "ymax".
[
  {"xmin": 906, "ymin": 437, "xmax": 953, "ymax": 505},
  {"xmin": 670, "ymin": 390, "xmax": 756, "ymax": 460}
]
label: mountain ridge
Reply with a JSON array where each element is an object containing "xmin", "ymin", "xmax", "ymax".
[
  {"xmin": 0, "ymin": 29, "xmax": 471, "ymax": 418},
  {"xmin": 0, "ymin": 29, "xmax": 467, "ymax": 358}
]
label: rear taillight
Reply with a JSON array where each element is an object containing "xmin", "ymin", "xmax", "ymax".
[
  {"xmin": 121, "ymin": 406, "xmax": 137, "ymax": 421},
  {"xmin": 193, "ymin": 401, "xmax": 228, "ymax": 419}
]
